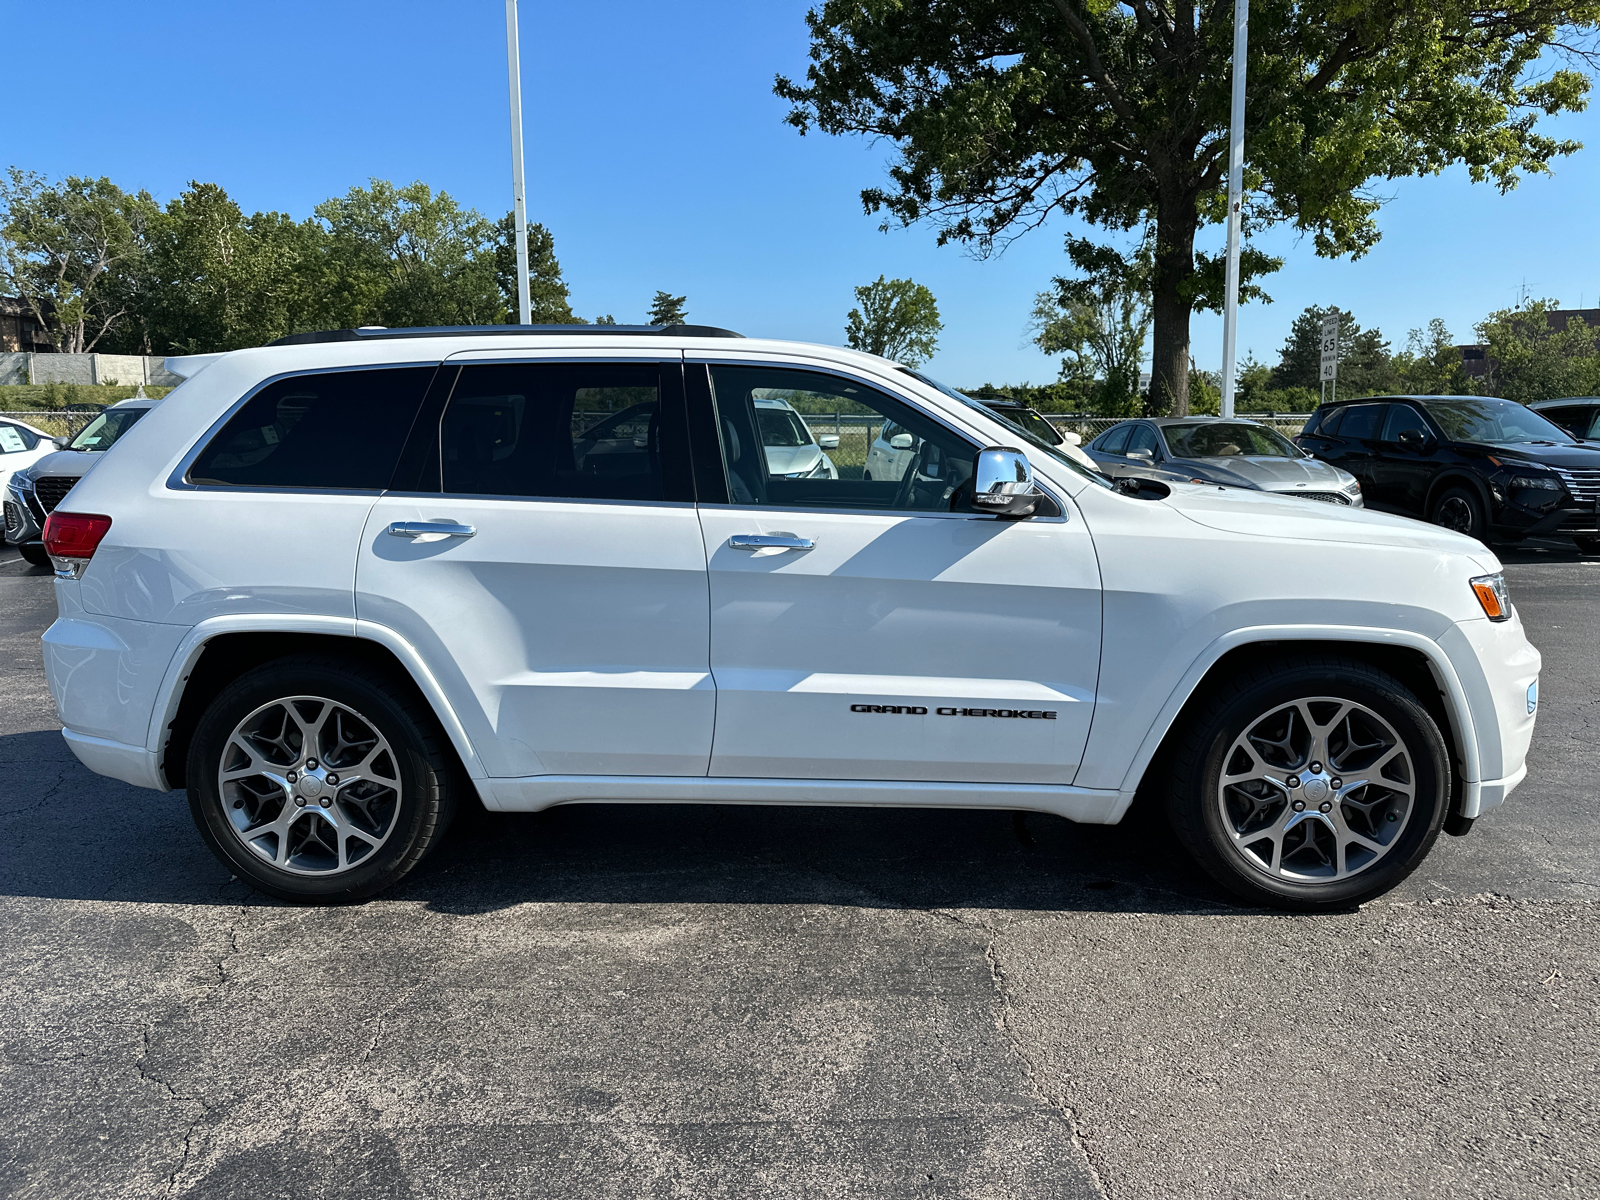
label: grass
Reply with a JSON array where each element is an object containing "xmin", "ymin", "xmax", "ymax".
[{"xmin": 0, "ymin": 383, "xmax": 175, "ymax": 412}]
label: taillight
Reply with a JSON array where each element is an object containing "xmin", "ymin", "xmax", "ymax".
[{"xmin": 42, "ymin": 512, "xmax": 113, "ymax": 579}]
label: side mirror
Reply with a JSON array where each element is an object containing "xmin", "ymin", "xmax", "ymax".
[
  {"xmin": 53, "ymin": 436, "xmax": 70, "ymax": 449},
  {"xmin": 969, "ymin": 447, "xmax": 1040, "ymax": 518},
  {"xmin": 1125, "ymin": 448, "xmax": 1154, "ymax": 461},
  {"xmin": 889, "ymin": 432, "xmax": 916, "ymax": 451},
  {"xmin": 1397, "ymin": 428, "xmax": 1429, "ymax": 449},
  {"xmin": 1061, "ymin": 431, "xmax": 1082, "ymax": 447},
  {"xmin": 817, "ymin": 434, "xmax": 840, "ymax": 450}
]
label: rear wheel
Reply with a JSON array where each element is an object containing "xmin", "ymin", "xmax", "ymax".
[
  {"xmin": 1430, "ymin": 485, "xmax": 1486, "ymax": 540},
  {"xmin": 1166, "ymin": 655, "xmax": 1450, "ymax": 910},
  {"xmin": 186, "ymin": 655, "xmax": 458, "ymax": 902}
]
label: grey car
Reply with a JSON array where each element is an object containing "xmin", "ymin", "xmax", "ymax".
[
  {"xmin": 4, "ymin": 396, "xmax": 158, "ymax": 567},
  {"xmin": 1085, "ymin": 417, "xmax": 1365, "ymax": 507}
]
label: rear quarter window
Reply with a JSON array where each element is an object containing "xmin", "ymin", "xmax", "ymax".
[{"xmin": 188, "ymin": 366, "xmax": 436, "ymax": 490}]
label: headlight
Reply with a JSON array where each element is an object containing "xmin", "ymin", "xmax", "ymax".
[
  {"xmin": 1509, "ymin": 475, "xmax": 1561, "ymax": 491},
  {"xmin": 806, "ymin": 457, "xmax": 832, "ymax": 478},
  {"xmin": 1470, "ymin": 572, "xmax": 1512, "ymax": 622},
  {"xmin": 1342, "ymin": 479, "xmax": 1362, "ymax": 495}
]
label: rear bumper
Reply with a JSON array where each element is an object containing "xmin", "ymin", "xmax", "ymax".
[{"xmin": 61, "ymin": 729, "xmax": 166, "ymax": 791}]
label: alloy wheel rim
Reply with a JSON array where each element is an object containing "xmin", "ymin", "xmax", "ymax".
[
  {"xmin": 1216, "ymin": 696, "xmax": 1416, "ymax": 884},
  {"xmin": 1435, "ymin": 495, "xmax": 1474, "ymax": 533},
  {"xmin": 218, "ymin": 696, "xmax": 401, "ymax": 876}
]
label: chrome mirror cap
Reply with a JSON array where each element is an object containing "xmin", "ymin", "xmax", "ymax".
[{"xmin": 970, "ymin": 447, "xmax": 1040, "ymax": 518}]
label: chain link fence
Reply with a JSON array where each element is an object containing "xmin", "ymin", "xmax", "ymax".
[{"xmin": 1, "ymin": 411, "xmax": 102, "ymax": 441}]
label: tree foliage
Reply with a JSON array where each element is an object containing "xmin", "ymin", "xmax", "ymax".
[
  {"xmin": 1031, "ymin": 275, "xmax": 1149, "ymax": 415},
  {"xmin": 1270, "ymin": 305, "xmax": 1396, "ymax": 395},
  {"xmin": 844, "ymin": 274, "xmax": 942, "ymax": 365},
  {"xmin": 1474, "ymin": 299, "xmax": 1600, "ymax": 400},
  {"xmin": 647, "ymin": 290, "xmax": 688, "ymax": 326},
  {"xmin": 777, "ymin": 1, "xmax": 1600, "ymax": 414},
  {"xmin": 493, "ymin": 213, "xmax": 580, "ymax": 324}
]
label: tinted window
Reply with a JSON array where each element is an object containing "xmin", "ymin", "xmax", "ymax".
[
  {"xmin": 0, "ymin": 421, "xmax": 38, "ymax": 454},
  {"xmin": 190, "ymin": 368, "xmax": 434, "ymax": 489},
  {"xmin": 1424, "ymin": 398, "xmax": 1572, "ymax": 446},
  {"xmin": 1311, "ymin": 407, "xmax": 1340, "ymax": 436},
  {"xmin": 1334, "ymin": 404, "xmax": 1386, "ymax": 441},
  {"xmin": 71, "ymin": 407, "xmax": 148, "ymax": 452},
  {"xmin": 1097, "ymin": 424, "xmax": 1132, "ymax": 455},
  {"xmin": 1125, "ymin": 425, "xmax": 1159, "ymax": 455},
  {"xmin": 1381, "ymin": 405, "xmax": 1431, "ymax": 443},
  {"xmin": 440, "ymin": 362, "xmax": 671, "ymax": 501},
  {"xmin": 707, "ymin": 365, "xmax": 976, "ymax": 512}
]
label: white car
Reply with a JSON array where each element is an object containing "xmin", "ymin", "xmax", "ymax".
[
  {"xmin": 0, "ymin": 416, "xmax": 55, "ymax": 535},
  {"xmin": 753, "ymin": 396, "xmax": 838, "ymax": 479},
  {"xmin": 38, "ymin": 326, "xmax": 1540, "ymax": 910}
]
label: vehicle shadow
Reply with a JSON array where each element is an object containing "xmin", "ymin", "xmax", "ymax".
[
  {"xmin": 0, "ymin": 728, "xmax": 1239, "ymax": 916},
  {"xmin": 1495, "ymin": 535, "xmax": 1600, "ymax": 565}
]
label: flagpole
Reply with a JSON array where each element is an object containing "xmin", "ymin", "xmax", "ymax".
[
  {"xmin": 1220, "ymin": 0, "xmax": 1248, "ymax": 417},
  {"xmin": 506, "ymin": 0, "xmax": 532, "ymax": 324}
]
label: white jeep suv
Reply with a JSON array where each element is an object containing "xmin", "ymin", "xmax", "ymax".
[{"xmin": 39, "ymin": 325, "xmax": 1540, "ymax": 908}]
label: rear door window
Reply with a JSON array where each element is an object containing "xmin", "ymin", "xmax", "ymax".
[
  {"xmin": 436, "ymin": 361, "xmax": 691, "ymax": 502},
  {"xmin": 1333, "ymin": 404, "xmax": 1386, "ymax": 441},
  {"xmin": 189, "ymin": 367, "xmax": 435, "ymax": 489}
]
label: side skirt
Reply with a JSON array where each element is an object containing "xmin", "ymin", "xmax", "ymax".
[{"xmin": 485, "ymin": 775, "xmax": 1124, "ymax": 824}]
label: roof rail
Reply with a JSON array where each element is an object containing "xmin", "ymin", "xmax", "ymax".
[{"xmin": 266, "ymin": 323, "xmax": 743, "ymax": 347}]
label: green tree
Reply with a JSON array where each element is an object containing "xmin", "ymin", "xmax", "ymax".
[
  {"xmin": 844, "ymin": 274, "xmax": 942, "ymax": 365},
  {"xmin": 777, "ymin": 2, "xmax": 1599, "ymax": 415},
  {"xmin": 1392, "ymin": 318, "xmax": 1475, "ymax": 395},
  {"xmin": 1031, "ymin": 276, "xmax": 1149, "ymax": 415},
  {"xmin": 315, "ymin": 179, "xmax": 502, "ymax": 329},
  {"xmin": 1270, "ymin": 306, "xmax": 1396, "ymax": 395},
  {"xmin": 492, "ymin": 213, "xmax": 580, "ymax": 323},
  {"xmin": 647, "ymin": 290, "xmax": 688, "ymax": 326},
  {"xmin": 1474, "ymin": 299, "xmax": 1600, "ymax": 401},
  {"xmin": 0, "ymin": 167, "xmax": 159, "ymax": 352}
]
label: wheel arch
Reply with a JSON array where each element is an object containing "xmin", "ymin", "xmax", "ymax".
[
  {"xmin": 152, "ymin": 619, "xmax": 487, "ymax": 795},
  {"xmin": 1423, "ymin": 470, "xmax": 1492, "ymax": 520},
  {"xmin": 1122, "ymin": 629, "xmax": 1479, "ymax": 826}
]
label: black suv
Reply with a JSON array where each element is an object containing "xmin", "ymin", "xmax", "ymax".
[{"xmin": 1298, "ymin": 395, "xmax": 1600, "ymax": 550}]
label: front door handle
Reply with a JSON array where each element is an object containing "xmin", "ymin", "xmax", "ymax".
[
  {"xmin": 728, "ymin": 533, "xmax": 814, "ymax": 552},
  {"xmin": 388, "ymin": 520, "xmax": 476, "ymax": 539}
]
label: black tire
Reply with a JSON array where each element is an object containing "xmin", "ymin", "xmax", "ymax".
[
  {"xmin": 1574, "ymin": 535, "xmax": 1600, "ymax": 555},
  {"xmin": 1429, "ymin": 485, "xmax": 1486, "ymax": 540},
  {"xmin": 1166, "ymin": 654, "xmax": 1450, "ymax": 911},
  {"xmin": 19, "ymin": 543, "xmax": 50, "ymax": 569},
  {"xmin": 186, "ymin": 654, "xmax": 458, "ymax": 902}
]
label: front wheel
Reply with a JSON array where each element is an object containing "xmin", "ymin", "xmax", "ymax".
[
  {"xmin": 1166, "ymin": 655, "xmax": 1450, "ymax": 910},
  {"xmin": 186, "ymin": 655, "xmax": 458, "ymax": 902},
  {"xmin": 1430, "ymin": 485, "xmax": 1486, "ymax": 540}
]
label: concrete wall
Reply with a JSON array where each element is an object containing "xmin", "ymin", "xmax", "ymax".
[{"xmin": 0, "ymin": 353, "xmax": 183, "ymax": 387}]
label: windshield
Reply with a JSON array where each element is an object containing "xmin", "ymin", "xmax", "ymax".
[
  {"xmin": 755, "ymin": 407, "xmax": 813, "ymax": 448},
  {"xmin": 1425, "ymin": 398, "xmax": 1574, "ymax": 446},
  {"xmin": 992, "ymin": 406, "xmax": 1064, "ymax": 446},
  {"xmin": 69, "ymin": 407, "xmax": 148, "ymax": 452},
  {"xmin": 899, "ymin": 368, "xmax": 1112, "ymax": 490},
  {"xmin": 1163, "ymin": 422, "xmax": 1302, "ymax": 458}
]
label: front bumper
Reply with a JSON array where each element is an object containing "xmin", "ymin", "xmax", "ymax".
[
  {"xmin": 3, "ymin": 483, "xmax": 43, "ymax": 544},
  {"xmin": 1442, "ymin": 609, "xmax": 1540, "ymax": 817}
]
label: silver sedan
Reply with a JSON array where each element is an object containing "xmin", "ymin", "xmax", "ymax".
[{"xmin": 1085, "ymin": 417, "xmax": 1364, "ymax": 507}]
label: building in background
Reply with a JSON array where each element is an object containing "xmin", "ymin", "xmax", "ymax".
[{"xmin": 0, "ymin": 298, "xmax": 55, "ymax": 353}]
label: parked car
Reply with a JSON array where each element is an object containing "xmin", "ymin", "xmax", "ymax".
[
  {"xmin": 969, "ymin": 397, "xmax": 1105, "ymax": 474},
  {"xmin": 1528, "ymin": 397, "xmax": 1600, "ymax": 440},
  {"xmin": 1085, "ymin": 417, "xmax": 1365, "ymax": 506},
  {"xmin": 41, "ymin": 326, "xmax": 1537, "ymax": 912},
  {"xmin": 1298, "ymin": 395, "xmax": 1600, "ymax": 551},
  {"xmin": 0, "ymin": 416, "xmax": 55, "ymax": 538},
  {"xmin": 5, "ymin": 395, "xmax": 159, "ymax": 566},
  {"xmin": 752, "ymin": 395, "xmax": 838, "ymax": 479}
]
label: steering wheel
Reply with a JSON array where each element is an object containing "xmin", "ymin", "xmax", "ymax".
[
  {"xmin": 891, "ymin": 442, "xmax": 928, "ymax": 511},
  {"xmin": 646, "ymin": 407, "xmax": 661, "ymax": 477}
]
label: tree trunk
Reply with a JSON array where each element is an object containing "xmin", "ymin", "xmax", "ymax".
[{"xmin": 1149, "ymin": 194, "xmax": 1197, "ymax": 416}]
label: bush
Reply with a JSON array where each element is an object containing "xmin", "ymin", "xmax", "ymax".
[{"xmin": 0, "ymin": 383, "xmax": 174, "ymax": 412}]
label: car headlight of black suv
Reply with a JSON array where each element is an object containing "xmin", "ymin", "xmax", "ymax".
[{"xmin": 1504, "ymin": 471, "xmax": 1565, "ymax": 508}]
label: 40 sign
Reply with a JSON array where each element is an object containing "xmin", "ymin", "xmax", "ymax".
[{"xmin": 1319, "ymin": 309, "xmax": 1340, "ymax": 384}]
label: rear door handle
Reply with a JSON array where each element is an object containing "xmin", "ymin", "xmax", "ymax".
[
  {"xmin": 388, "ymin": 520, "xmax": 476, "ymax": 539},
  {"xmin": 728, "ymin": 533, "xmax": 814, "ymax": 552}
]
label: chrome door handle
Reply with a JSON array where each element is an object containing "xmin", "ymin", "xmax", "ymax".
[
  {"xmin": 728, "ymin": 533, "xmax": 814, "ymax": 552},
  {"xmin": 388, "ymin": 520, "xmax": 476, "ymax": 538}
]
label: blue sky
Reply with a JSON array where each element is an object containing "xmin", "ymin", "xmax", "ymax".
[{"xmin": 5, "ymin": 0, "xmax": 1598, "ymax": 384}]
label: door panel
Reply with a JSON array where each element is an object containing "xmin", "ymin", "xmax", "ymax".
[
  {"xmin": 697, "ymin": 507, "xmax": 1100, "ymax": 782},
  {"xmin": 358, "ymin": 497, "xmax": 712, "ymax": 778}
]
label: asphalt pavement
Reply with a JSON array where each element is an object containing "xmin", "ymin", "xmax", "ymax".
[{"xmin": 1, "ymin": 539, "xmax": 1596, "ymax": 1199}]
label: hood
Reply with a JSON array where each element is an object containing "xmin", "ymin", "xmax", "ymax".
[
  {"xmin": 1482, "ymin": 442, "xmax": 1600, "ymax": 469},
  {"xmin": 1165, "ymin": 481, "xmax": 1495, "ymax": 563},
  {"xmin": 764, "ymin": 444, "xmax": 824, "ymax": 475},
  {"xmin": 1176, "ymin": 454, "xmax": 1352, "ymax": 490},
  {"xmin": 18, "ymin": 448, "xmax": 97, "ymax": 483}
]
